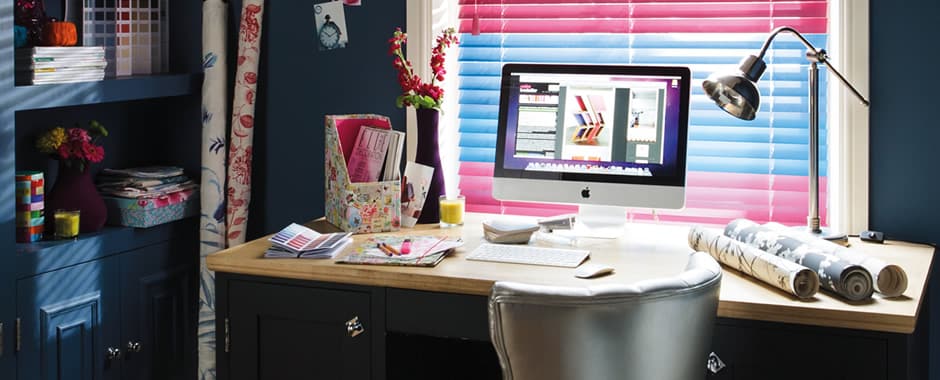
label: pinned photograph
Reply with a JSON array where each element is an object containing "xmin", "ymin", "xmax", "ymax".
[
  {"xmin": 314, "ymin": 1, "xmax": 348, "ymax": 51},
  {"xmin": 400, "ymin": 161, "xmax": 434, "ymax": 228}
]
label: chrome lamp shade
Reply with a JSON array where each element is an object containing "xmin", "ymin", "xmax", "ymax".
[{"xmin": 702, "ymin": 54, "xmax": 766, "ymax": 121}]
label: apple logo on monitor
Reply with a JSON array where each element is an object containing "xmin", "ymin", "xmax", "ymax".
[{"xmin": 581, "ymin": 187, "xmax": 591, "ymax": 199}]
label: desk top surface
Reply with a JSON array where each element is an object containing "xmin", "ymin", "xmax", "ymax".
[{"xmin": 207, "ymin": 213, "xmax": 935, "ymax": 334}]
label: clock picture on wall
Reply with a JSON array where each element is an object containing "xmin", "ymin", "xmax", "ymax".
[{"xmin": 314, "ymin": 2, "xmax": 348, "ymax": 51}]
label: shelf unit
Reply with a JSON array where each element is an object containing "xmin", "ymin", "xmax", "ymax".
[{"xmin": 1, "ymin": 0, "xmax": 203, "ymax": 378}]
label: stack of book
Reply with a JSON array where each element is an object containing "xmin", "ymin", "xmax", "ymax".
[
  {"xmin": 96, "ymin": 166, "xmax": 197, "ymax": 199},
  {"xmin": 15, "ymin": 46, "xmax": 108, "ymax": 85}
]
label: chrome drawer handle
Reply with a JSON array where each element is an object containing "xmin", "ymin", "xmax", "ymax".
[
  {"xmin": 345, "ymin": 316, "xmax": 364, "ymax": 338},
  {"xmin": 106, "ymin": 347, "xmax": 122, "ymax": 361},
  {"xmin": 707, "ymin": 352, "xmax": 726, "ymax": 374}
]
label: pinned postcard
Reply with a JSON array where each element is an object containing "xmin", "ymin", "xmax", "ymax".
[
  {"xmin": 314, "ymin": 1, "xmax": 348, "ymax": 50},
  {"xmin": 400, "ymin": 161, "xmax": 434, "ymax": 228}
]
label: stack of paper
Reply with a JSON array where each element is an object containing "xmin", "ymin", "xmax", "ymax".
[
  {"xmin": 96, "ymin": 166, "xmax": 197, "ymax": 199},
  {"xmin": 265, "ymin": 223, "xmax": 352, "ymax": 259},
  {"xmin": 15, "ymin": 46, "xmax": 108, "ymax": 85},
  {"xmin": 337, "ymin": 235, "xmax": 463, "ymax": 267}
]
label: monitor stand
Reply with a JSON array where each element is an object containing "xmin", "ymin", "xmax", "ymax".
[{"xmin": 560, "ymin": 205, "xmax": 627, "ymax": 239}]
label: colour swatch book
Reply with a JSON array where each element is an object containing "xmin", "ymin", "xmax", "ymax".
[{"xmin": 268, "ymin": 223, "xmax": 351, "ymax": 253}]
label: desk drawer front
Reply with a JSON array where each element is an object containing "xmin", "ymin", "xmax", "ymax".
[{"xmin": 386, "ymin": 289, "xmax": 490, "ymax": 341}]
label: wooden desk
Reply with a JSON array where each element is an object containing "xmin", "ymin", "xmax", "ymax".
[{"xmin": 208, "ymin": 213, "xmax": 935, "ymax": 380}]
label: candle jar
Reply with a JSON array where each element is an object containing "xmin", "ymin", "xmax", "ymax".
[
  {"xmin": 438, "ymin": 195, "xmax": 465, "ymax": 228},
  {"xmin": 54, "ymin": 209, "xmax": 81, "ymax": 239}
]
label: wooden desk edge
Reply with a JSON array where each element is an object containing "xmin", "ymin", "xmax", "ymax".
[{"xmin": 206, "ymin": 217, "xmax": 935, "ymax": 335}]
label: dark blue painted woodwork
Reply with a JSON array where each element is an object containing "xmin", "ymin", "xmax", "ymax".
[
  {"xmin": 15, "ymin": 219, "xmax": 197, "ymax": 279},
  {"xmin": 226, "ymin": 0, "xmax": 408, "ymax": 239},
  {"xmin": 2, "ymin": 0, "xmax": 17, "ymax": 375},
  {"xmin": 0, "ymin": 0, "xmax": 202, "ymax": 378},
  {"xmin": 120, "ymin": 242, "xmax": 197, "ymax": 380},
  {"xmin": 870, "ymin": 1, "xmax": 940, "ymax": 379},
  {"xmin": 16, "ymin": 257, "xmax": 120, "ymax": 380}
]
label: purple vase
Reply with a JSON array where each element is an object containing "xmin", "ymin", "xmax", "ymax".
[
  {"xmin": 46, "ymin": 162, "xmax": 108, "ymax": 234},
  {"xmin": 414, "ymin": 108, "xmax": 445, "ymax": 224}
]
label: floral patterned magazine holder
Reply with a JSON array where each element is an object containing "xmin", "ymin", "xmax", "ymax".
[{"xmin": 324, "ymin": 114, "xmax": 402, "ymax": 234}]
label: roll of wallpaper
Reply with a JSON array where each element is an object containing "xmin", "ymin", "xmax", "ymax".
[
  {"xmin": 725, "ymin": 219, "xmax": 874, "ymax": 302},
  {"xmin": 688, "ymin": 226, "xmax": 819, "ymax": 299},
  {"xmin": 764, "ymin": 223, "xmax": 908, "ymax": 297}
]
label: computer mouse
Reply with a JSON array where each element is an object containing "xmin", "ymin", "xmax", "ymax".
[{"xmin": 575, "ymin": 263, "xmax": 615, "ymax": 279}]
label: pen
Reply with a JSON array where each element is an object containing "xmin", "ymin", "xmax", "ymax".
[
  {"xmin": 400, "ymin": 239, "xmax": 412, "ymax": 254},
  {"xmin": 377, "ymin": 243, "xmax": 393, "ymax": 256},
  {"xmin": 382, "ymin": 242, "xmax": 400, "ymax": 255}
]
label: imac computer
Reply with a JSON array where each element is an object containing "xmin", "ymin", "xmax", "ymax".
[{"xmin": 493, "ymin": 63, "xmax": 691, "ymax": 237}]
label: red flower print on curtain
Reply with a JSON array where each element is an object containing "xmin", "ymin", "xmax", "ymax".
[{"xmin": 226, "ymin": 0, "xmax": 264, "ymax": 246}]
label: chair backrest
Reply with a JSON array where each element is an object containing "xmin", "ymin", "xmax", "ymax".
[{"xmin": 488, "ymin": 251, "xmax": 722, "ymax": 380}]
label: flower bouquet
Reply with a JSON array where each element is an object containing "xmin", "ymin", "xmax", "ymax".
[
  {"xmin": 388, "ymin": 27, "xmax": 459, "ymax": 110},
  {"xmin": 387, "ymin": 27, "xmax": 459, "ymax": 224},
  {"xmin": 36, "ymin": 120, "xmax": 108, "ymax": 172},
  {"xmin": 36, "ymin": 120, "xmax": 110, "ymax": 233}
]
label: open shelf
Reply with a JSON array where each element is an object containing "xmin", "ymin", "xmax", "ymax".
[
  {"xmin": 12, "ymin": 73, "xmax": 202, "ymax": 111},
  {"xmin": 15, "ymin": 217, "xmax": 197, "ymax": 279}
]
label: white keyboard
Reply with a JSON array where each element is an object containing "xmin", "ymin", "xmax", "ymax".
[{"xmin": 466, "ymin": 243, "xmax": 590, "ymax": 268}]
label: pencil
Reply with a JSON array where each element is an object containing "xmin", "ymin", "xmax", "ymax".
[
  {"xmin": 382, "ymin": 242, "xmax": 400, "ymax": 255},
  {"xmin": 377, "ymin": 243, "xmax": 393, "ymax": 256}
]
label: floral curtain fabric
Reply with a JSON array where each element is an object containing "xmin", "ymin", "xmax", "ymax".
[
  {"xmin": 226, "ymin": 0, "xmax": 264, "ymax": 247},
  {"xmin": 199, "ymin": 0, "xmax": 227, "ymax": 378}
]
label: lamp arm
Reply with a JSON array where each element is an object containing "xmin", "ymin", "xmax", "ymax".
[{"xmin": 756, "ymin": 26, "xmax": 870, "ymax": 107}]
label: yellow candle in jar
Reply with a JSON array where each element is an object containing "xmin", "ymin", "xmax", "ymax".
[
  {"xmin": 54, "ymin": 210, "xmax": 81, "ymax": 239},
  {"xmin": 439, "ymin": 195, "xmax": 465, "ymax": 227}
]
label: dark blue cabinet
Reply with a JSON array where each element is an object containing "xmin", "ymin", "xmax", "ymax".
[
  {"xmin": 16, "ymin": 257, "xmax": 121, "ymax": 380},
  {"xmin": 120, "ymin": 242, "xmax": 197, "ymax": 380},
  {"xmin": 14, "ymin": 239, "xmax": 196, "ymax": 380}
]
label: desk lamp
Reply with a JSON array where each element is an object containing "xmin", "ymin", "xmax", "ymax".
[{"xmin": 702, "ymin": 26, "xmax": 870, "ymax": 241}]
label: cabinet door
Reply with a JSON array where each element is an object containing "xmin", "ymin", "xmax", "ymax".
[
  {"xmin": 228, "ymin": 281, "xmax": 372, "ymax": 380},
  {"xmin": 17, "ymin": 257, "xmax": 120, "ymax": 380},
  {"xmin": 120, "ymin": 242, "xmax": 196, "ymax": 380}
]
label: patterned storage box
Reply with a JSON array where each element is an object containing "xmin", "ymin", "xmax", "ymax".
[
  {"xmin": 103, "ymin": 189, "xmax": 198, "ymax": 228},
  {"xmin": 324, "ymin": 114, "xmax": 401, "ymax": 234}
]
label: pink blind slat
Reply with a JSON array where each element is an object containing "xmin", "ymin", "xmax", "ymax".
[
  {"xmin": 460, "ymin": 0, "xmax": 820, "ymax": 4},
  {"xmin": 459, "ymin": 3, "xmax": 826, "ymax": 19},
  {"xmin": 458, "ymin": 17, "xmax": 826, "ymax": 34}
]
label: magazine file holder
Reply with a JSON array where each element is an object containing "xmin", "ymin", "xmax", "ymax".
[{"xmin": 324, "ymin": 114, "xmax": 401, "ymax": 234}]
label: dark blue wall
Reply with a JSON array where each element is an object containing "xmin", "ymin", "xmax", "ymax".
[
  {"xmin": 238, "ymin": 0, "xmax": 407, "ymax": 238},
  {"xmin": 870, "ymin": 1, "xmax": 940, "ymax": 378}
]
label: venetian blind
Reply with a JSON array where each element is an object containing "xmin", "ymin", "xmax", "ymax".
[{"xmin": 455, "ymin": 0, "xmax": 831, "ymax": 225}]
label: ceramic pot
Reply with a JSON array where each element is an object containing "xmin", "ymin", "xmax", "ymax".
[{"xmin": 45, "ymin": 162, "xmax": 107, "ymax": 234}]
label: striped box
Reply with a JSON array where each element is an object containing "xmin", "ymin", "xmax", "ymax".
[{"xmin": 15, "ymin": 171, "xmax": 44, "ymax": 243}]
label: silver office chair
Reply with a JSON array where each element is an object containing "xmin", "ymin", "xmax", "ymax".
[{"xmin": 488, "ymin": 251, "xmax": 722, "ymax": 380}]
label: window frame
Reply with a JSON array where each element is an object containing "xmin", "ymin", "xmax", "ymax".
[{"xmin": 407, "ymin": 0, "xmax": 869, "ymax": 231}]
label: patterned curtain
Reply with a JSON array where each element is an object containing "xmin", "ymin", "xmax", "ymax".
[
  {"xmin": 199, "ymin": 0, "xmax": 265, "ymax": 378},
  {"xmin": 199, "ymin": 0, "xmax": 227, "ymax": 378}
]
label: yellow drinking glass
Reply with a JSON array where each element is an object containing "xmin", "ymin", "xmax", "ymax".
[
  {"xmin": 439, "ymin": 195, "xmax": 465, "ymax": 228},
  {"xmin": 54, "ymin": 209, "xmax": 81, "ymax": 239}
]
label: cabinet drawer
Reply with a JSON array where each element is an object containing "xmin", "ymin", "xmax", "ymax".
[
  {"xmin": 227, "ymin": 281, "xmax": 373, "ymax": 380},
  {"xmin": 709, "ymin": 320, "xmax": 887, "ymax": 380},
  {"xmin": 386, "ymin": 288, "xmax": 490, "ymax": 341}
]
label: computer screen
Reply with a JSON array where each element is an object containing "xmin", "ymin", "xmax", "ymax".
[{"xmin": 493, "ymin": 63, "xmax": 691, "ymax": 210}]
